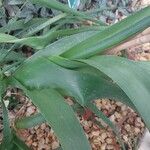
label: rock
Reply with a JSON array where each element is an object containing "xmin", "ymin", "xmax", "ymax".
[
  {"xmin": 93, "ymin": 138, "xmax": 101, "ymax": 145},
  {"xmin": 101, "ymin": 132, "xmax": 107, "ymax": 140},
  {"xmin": 134, "ymin": 127, "xmax": 141, "ymax": 135},
  {"xmin": 123, "ymin": 135, "xmax": 128, "ymax": 142},
  {"xmin": 107, "ymin": 144, "xmax": 114, "ymax": 149},
  {"xmin": 109, "ymin": 115, "xmax": 115, "ymax": 122},
  {"xmin": 26, "ymin": 139, "xmax": 33, "ymax": 146},
  {"xmin": 114, "ymin": 112, "xmax": 121, "ymax": 120},
  {"xmin": 101, "ymin": 143, "xmax": 107, "ymax": 150},
  {"xmin": 116, "ymin": 102, "xmax": 123, "ymax": 106},
  {"xmin": 51, "ymin": 141, "xmax": 59, "ymax": 149},
  {"xmin": 124, "ymin": 124, "xmax": 131, "ymax": 132},
  {"xmin": 106, "ymin": 138, "xmax": 113, "ymax": 144},
  {"xmin": 41, "ymin": 124, "xmax": 46, "ymax": 130},
  {"xmin": 38, "ymin": 143, "xmax": 45, "ymax": 150},
  {"xmin": 32, "ymin": 142, "xmax": 37, "ymax": 147},
  {"xmin": 26, "ymin": 106, "xmax": 35, "ymax": 116}
]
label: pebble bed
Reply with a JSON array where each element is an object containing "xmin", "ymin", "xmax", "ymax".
[{"xmin": 14, "ymin": 98, "xmax": 145, "ymax": 150}]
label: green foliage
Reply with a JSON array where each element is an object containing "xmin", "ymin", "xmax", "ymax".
[
  {"xmin": 0, "ymin": 0, "xmax": 150, "ymax": 149},
  {"xmin": 26, "ymin": 88, "xmax": 91, "ymax": 150},
  {"xmin": 82, "ymin": 56, "xmax": 150, "ymax": 128}
]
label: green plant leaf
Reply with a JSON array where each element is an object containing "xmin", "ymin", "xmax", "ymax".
[
  {"xmin": 55, "ymin": 26, "xmax": 106, "ymax": 38},
  {"xmin": 0, "ymin": 27, "xmax": 104, "ymax": 50},
  {"xmin": 25, "ymin": 88, "xmax": 91, "ymax": 150},
  {"xmin": 0, "ymin": 29, "xmax": 57, "ymax": 49},
  {"xmin": 81, "ymin": 55, "xmax": 150, "ymax": 129},
  {"xmin": 10, "ymin": 56, "xmax": 131, "ymax": 149},
  {"xmin": 12, "ymin": 56, "xmax": 133, "ymax": 108},
  {"xmin": 0, "ymin": 18, "xmax": 48, "ymax": 34},
  {"xmin": 15, "ymin": 113, "xmax": 45, "ymax": 129},
  {"xmin": 0, "ymin": 51, "xmax": 25, "ymax": 63},
  {"xmin": 32, "ymin": 31, "xmax": 101, "ymax": 57},
  {"xmin": 30, "ymin": 0, "xmax": 79, "ymax": 15},
  {"xmin": 61, "ymin": 6, "xmax": 150, "ymax": 58},
  {"xmin": 0, "ymin": 79, "xmax": 3, "ymax": 102},
  {"xmin": 30, "ymin": 0, "xmax": 106, "ymax": 25},
  {"xmin": 13, "ymin": 132, "xmax": 30, "ymax": 150},
  {"xmin": 1, "ymin": 99, "xmax": 13, "ymax": 149},
  {"xmin": 25, "ymin": 13, "xmax": 67, "ymax": 37}
]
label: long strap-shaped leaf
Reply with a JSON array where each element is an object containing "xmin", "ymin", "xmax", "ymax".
[
  {"xmin": 0, "ymin": 133, "xmax": 30, "ymax": 150},
  {"xmin": 10, "ymin": 57, "xmax": 131, "ymax": 149},
  {"xmin": 30, "ymin": 0, "xmax": 80, "ymax": 16},
  {"xmin": 33, "ymin": 31, "xmax": 100, "ymax": 57},
  {"xmin": 0, "ymin": 18, "xmax": 48, "ymax": 33},
  {"xmin": 0, "ymin": 79, "xmax": 3, "ymax": 102},
  {"xmin": 24, "ymin": 88, "xmax": 91, "ymax": 150},
  {"xmin": 81, "ymin": 55, "xmax": 150, "ymax": 129},
  {"xmin": 0, "ymin": 29, "xmax": 58, "ymax": 49},
  {"xmin": 30, "ymin": 0, "xmax": 106, "ymax": 25},
  {"xmin": 0, "ymin": 28, "xmax": 103, "ymax": 50},
  {"xmin": 25, "ymin": 13, "xmax": 67, "ymax": 37},
  {"xmin": 1, "ymin": 99, "xmax": 13, "ymax": 149},
  {"xmin": 12, "ymin": 132, "xmax": 31, "ymax": 150},
  {"xmin": 15, "ymin": 113, "xmax": 45, "ymax": 129},
  {"xmin": 10, "ymin": 58, "xmax": 136, "ymax": 150},
  {"xmin": 0, "ymin": 51, "xmax": 25, "ymax": 63},
  {"xmin": 62, "ymin": 6, "xmax": 150, "ymax": 58},
  {"xmin": 12, "ymin": 56, "xmax": 134, "ymax": 108},
  {"xmin": 0, "ymin": 80, "xmax": 13, "ymax": 149}
]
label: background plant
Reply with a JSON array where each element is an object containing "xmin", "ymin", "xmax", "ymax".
[{"xmin": 0, "ymin": 0, "xmax": 150, "ymax": 150}]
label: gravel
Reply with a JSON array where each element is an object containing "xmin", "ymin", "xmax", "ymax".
[{"xmin": 1, "ymin": 96, "xmax": 144, "ymax": 150}]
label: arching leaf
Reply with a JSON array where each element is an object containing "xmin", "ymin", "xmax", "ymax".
[
  {"xmin": 81, "ymin": 55, "xmax": 150, "ymax": 129},
  {"xmin": 12, "ymin": 56, "xmax": 133, "ymax": 108},
  {"xmin": 25, "ymin": 88, "xmax": 91, "ymax": 150},
  {"xmin": 62, "ymin": 6, "xmax": 150, "ymax": 58}
]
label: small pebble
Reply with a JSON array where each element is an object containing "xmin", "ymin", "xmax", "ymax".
[
  {"xmin": 124, "ymin": 124, "xmax": 131, "ymax": 132},
  {"xmin": 106, "ymin": 138, "xmax": 113, "ymax": 144},
  {"xmin": 26, "ymin": 106, "xmax": 35, "ymax": 116},
  {"xmin": 123, "ymin": 135, "xmax": 128, "ymax": 142},
  {"xmin": 106, "ymin": 144, "xmax": 114, "ymax": 149},
  {"xmin": 32, "ymin": 142, "xmax": 37, "ymax": 147},
  {"xmin": 101, "ymin": 143, "xmax": 107, "ymax": 150},
  {"xmin": 101, "ymin": 132, "xmax": 107, "ymax": 140},
  {"xmin": 134, "ymin": 127, "xmax": 141, "ymax": 135},
  {"xmin": 51, "ymin": 141, "xmax": 59, "ymax": 149}
]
